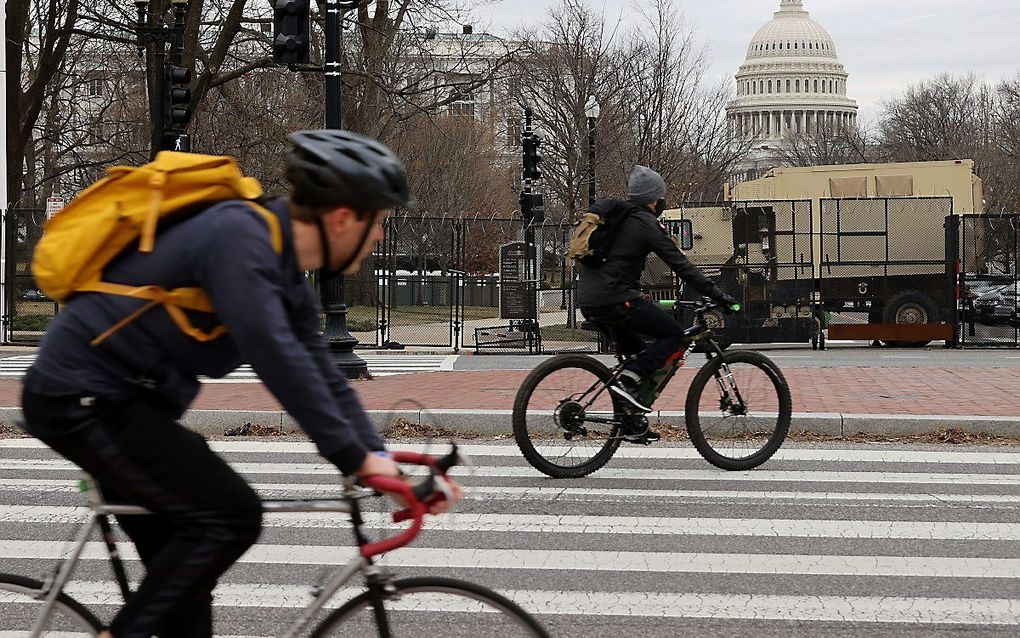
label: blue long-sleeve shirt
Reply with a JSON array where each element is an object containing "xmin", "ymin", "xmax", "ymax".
[{"xmin": 24, "ymin": 198, "xmax": 383, "ymax": 474}]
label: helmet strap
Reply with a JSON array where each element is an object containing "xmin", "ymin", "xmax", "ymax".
[{"xmin": 314, "ymin": 214, "xmax": 335, "ymax": 273}]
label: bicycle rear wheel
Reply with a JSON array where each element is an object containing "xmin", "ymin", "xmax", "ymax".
[
  {"xmin": 512, "ymin": 354, "xmax": 623, "ymax": 478},
  {"xmin": 0, "ymin": 573, "xmax": 103, "ymax": 635},
  {"xmin": 685, "ymin": 350, "xmax": 791, "ymax": 470},
  {"xmin": 311, "ymin": 576, "xmax": 549, "ymax": 637}
]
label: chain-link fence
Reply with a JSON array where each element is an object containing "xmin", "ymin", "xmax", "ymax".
[
  {"xmin": 3, "ymin": 208, "xmax": 58, "ymax": 344},
  {"xmin": 674, "ymin": 200, "xmax": 817, "ymax": 346},
  {"xmin": 958, "ymin": 214, "xmax": 1020, "ymax": 347},
  {"xmin": 819, "ymin": 197, "xmax": 954, "ymax": 346}
]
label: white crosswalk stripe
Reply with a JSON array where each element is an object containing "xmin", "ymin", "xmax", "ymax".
[
  {"xmin": 1, "ymin": 439, "xmax": 1019, "ymax": 636},
  {"xmin": 0, "ymin": 353, "xmax": 457, "ymax": 381}
]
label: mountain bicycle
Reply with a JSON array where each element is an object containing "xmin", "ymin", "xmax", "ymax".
[
  {"xmin": 0, "ymin": 445, "xmax": 550, "ymax": 637},
  {"xmin": 513, "ymin": 298, "xmax": 791, "ymax": 478}
]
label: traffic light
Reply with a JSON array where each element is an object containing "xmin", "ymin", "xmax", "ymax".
[
  {"xmin": 520, "ymin": 192, "xmax": 545, "ymax": 223},
  {"xmin": 163, "ymin": 63, "xmax": 191, "ymax": 132},
  {"xmin": 273, "ymin": 0, "xmax": 310, "ymax": 65},
  {"xmin": 522, "ymin": 133, "xmax": 543, "ymax": 181}
]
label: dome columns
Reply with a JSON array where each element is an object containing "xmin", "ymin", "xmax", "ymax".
[{"xmin": 729, "ymin": 108, "xmax": 857, "ymax": 140}]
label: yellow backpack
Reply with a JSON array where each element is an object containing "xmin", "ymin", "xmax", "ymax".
[{"xmin": 31, "ymin": 152, "xmax": 283, "ymax": 345}]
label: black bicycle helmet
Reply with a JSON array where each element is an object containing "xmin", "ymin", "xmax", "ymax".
[{"xmin": 286, "ymin": 130, "xmax": 416, "ymax": 211}]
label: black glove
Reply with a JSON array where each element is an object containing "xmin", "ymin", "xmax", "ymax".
[{"xmin": 716, "ymin": 292, "xmax": 741, "ymax": 314}]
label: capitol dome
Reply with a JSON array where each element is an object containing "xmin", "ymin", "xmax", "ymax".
[{"xmin": 727, "ymin": 0, "xmax": 858, "ymax": 142}]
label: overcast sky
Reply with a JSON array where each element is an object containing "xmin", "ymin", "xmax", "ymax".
[{"xmin": 465, "ymin": 0, "xmax": 1020, "ymax": 123}]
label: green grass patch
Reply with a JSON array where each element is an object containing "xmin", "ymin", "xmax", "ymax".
[{"xmin": 13, "ymin": 315, "xmax": 53, "ymax": 331}]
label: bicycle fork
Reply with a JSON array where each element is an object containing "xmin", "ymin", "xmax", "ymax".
[{"xmin": 714, "ymin": 362, "xmax": 748, "ymax": 415}]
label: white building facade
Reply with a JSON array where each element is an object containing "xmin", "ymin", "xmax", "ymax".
[{"xmin": 726, "ymin": 0, "xmax": 858, "ymax": 147}]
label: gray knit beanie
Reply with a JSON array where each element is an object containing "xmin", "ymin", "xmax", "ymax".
[{"xmin": 627, "ymin": 165, "xmax": 667, "ymax": 205}]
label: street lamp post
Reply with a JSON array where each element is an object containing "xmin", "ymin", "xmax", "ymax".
[
  {"xmin": 584, "ymin": 96, "xmax": 600, "ymax": 206},
  {"xmin": 319, "ymin": 0, "xmax": 369, "ymax": 377}
]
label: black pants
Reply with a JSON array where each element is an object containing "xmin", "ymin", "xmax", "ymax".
[
  {"xmin": 582, "ymin": 297, "xmax": 688, "ymax": 378},
  {"xmin": 20, "ymin": 388, "xmax": 263, "ymax": 638}
]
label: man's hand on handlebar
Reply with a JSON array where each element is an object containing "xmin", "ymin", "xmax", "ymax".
[
  {"xmin": 717, "ymin": 292, "xmax": 742, "ymax": 314},
  {"xmin": 356, "ymin": 450, "xmax": 464, "ymax": 515}
]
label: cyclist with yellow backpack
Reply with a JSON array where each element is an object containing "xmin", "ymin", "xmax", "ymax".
[{"xmin": 18, "ymin": 130, "xmax": 461, "ymax": 637}]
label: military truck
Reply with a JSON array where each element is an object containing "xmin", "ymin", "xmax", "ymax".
[{"xmin": 664, "ymin": 160, "xmax": 983, "ymax": 347}]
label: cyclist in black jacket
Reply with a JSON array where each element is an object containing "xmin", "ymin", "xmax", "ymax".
[
  {"xmin": 19, "ymin": 131, "xmax": 462, "ymax": 638},
  {"xmin": 577, "ymin": 166, "xmax": 739, "ymax": 436}
]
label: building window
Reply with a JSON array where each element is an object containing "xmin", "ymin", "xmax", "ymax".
[
  {"xmin": 796, "ymin": 80, "xmax": 800, "ymax": 92},
  {"xmin": 768, "ymin": 80, "xmax": 773, "ymax": 93},
  {"xmin": 760, "ymin": 80, "xmax": 764, "ymax": 93},
  {"xmin": 87, "ymin": 78, "xmax": 104, "ymax": 97},
  {"xmin": 794, "ymin": 42, "xmax": 798, "ymax": 49},
  {"xmin": 448, "ymin": 90, "xmax": 475, "ymax": 117},
  {"xmin": 779, "ymin": 42, "xmax": 783, "ymax": 49},
  {"xmin": 814, "ymin": 79, "xmax": 819, "ymax": 92},
  {"xmin": 786, "ymin": 79, "xmax": 791, "ymax": 92},
  {"xmin": 830, "ymin": 79, "xmax": 834, "ymax": 92}
]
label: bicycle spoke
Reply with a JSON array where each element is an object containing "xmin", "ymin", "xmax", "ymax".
[
  {"xmin": 514, "ymin": 355, "xmax": 622, "ymax": 478},
  {"xmin": 688, "ymin": 353, "xmax": 790, "ymax": 469}
]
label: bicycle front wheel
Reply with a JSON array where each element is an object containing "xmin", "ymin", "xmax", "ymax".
[
  {"xmin": 311, "ymin": 576, "xmax": 550, "ymax": 637},
  {"xmin": 686, "ymin": 350, "xmax": 791, "ymax": 470},
  {"xmin": 0, "ymin": 573, "xmax": 103, "ymax": 635},
  {"xmin": 512, "ymin": 354, "xmax": 622, "ymax": 478}
]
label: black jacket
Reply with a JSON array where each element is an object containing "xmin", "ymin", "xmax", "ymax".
[
  {"xmin": 576, "ymin": 198, "xmax": 723, "ymax": 307},
  {"xmin": 24, "ymin": 198, "xmax": 383, "ymax": 475}
]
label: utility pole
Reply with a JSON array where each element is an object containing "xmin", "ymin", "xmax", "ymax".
[
  {"xmin": 135, "ymin": 0, "xmax": 193, "ymax": 157},
  {"xmin": 320, "ymin": 0, "xmax": 369, "ymax": 377},
  {"xmin": 520, "ymin": 107, "xmax": 545, "ymax": 335},
  {"xmin": 274, "ymin": 0, "xmax": 370, "ymax": 377}
]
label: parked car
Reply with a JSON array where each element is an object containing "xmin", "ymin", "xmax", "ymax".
[
  {"xmin": 20, "ymin": 289, "xmax": 50, "ymax": 302},
  {"xmin": 994, "ymin": 288, "xmax": 1020, "ymax": 327}
]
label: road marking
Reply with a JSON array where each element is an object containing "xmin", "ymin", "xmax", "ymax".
[
  {"xmin": 0, "ymin": 354, "xmax": 457, "ymax": 380},
  {"xmin": 3, "ymin": 458, "xmax": 1017, "ymax": 485},
  {"xmin": 4, "ymin": 439, "xmax": 1018, "ymax": 465},
  {"xmin": 3, "ymin": 506, "xmax": 1019, "ymax": 540},
  {"xmin": 5, "ymin": 477, "xmax": 1017, "ymax": 505},
  {"xmin": 4, "ymin": 541, "xmax": 1020, "ymax": 579},
  {"xmin": 36, "ymin": 582, "xmax": 1020, "ymax": 624}
]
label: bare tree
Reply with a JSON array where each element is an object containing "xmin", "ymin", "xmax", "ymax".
[
  {"xmin": 506, "ymin": 0, "xmax": 630, "ymax": 220},
  {"xmin": 606, "ymin": 0, "xmax": 750, "ymax": 201},
  {"xmin": 879, "ymin": 73, "xmax": 996, "ymax": 166},
  {"xmin": 7, "ymin": 0, "xmax": 81, "ymax": 209},
  {"xmin": 775, "ymin": 120, "xmax": 880, "ymax": 168}
]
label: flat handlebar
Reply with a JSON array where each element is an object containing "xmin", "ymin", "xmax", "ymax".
[{"xmin": 658, "ymin": 297, "xmax": 741, "ymax": 313}]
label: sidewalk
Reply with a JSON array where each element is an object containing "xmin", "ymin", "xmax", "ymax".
[{"xmin": 2, "ymin": 366, "xmax": 1019, "ymax": 437}]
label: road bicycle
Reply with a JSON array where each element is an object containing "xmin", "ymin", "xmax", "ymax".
[
  {"xmin": 513, "ymin": 298, "xmax": 791, "ymax": 478},
  {"xmin": 0, "ymin": 445, "xmax": 550, "ymax": 637}
]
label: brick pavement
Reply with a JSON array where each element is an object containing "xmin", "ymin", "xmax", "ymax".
[{"xmin": 0, "ymin": 366, "xmax": 1017, "ymax": 416}]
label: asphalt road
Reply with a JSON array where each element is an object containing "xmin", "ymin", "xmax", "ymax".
[{"xmin": 2, "ymin": 438, "xmax": 1019, "ymax": 636}]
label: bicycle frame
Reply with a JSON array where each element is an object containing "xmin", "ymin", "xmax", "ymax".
[
  {"xmin": 585, "ymin": 308, "xmax": 728, "ymax": 412},
  {"xmin": 26, "ymin": 478, "xmax": 403, "ymax": 638}
]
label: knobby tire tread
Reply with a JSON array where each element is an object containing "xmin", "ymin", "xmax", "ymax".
[
  {"xmin": 513, "ymin": 354, "xmax": 622, "ymax": 478},
  {"xmin": 685, "ymin": 350, "xmax": 791, "ymax": 470}
]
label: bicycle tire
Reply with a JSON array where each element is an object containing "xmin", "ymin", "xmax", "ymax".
[
  {"xmin": 513, "ymin": 353, "xmax": 622, "ymax": 478},
  {"xmin": 685, "ymin": 350, "xmax": 791, "ymax": 471},
  {"xmin": 310, "ymin": 576, "xmax": 550, "ymax": 637},
  {"xmin": 0, "ymin": 572, "xmax": 104, "ymax": 635}
]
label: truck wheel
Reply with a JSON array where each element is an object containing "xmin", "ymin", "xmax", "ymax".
[{"xmin": 882, "ymin": 290, "xmax": 940, "ymax": 347}]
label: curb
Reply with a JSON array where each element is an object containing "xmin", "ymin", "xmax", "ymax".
[{"xmin": 3, "ymin": 407, "xmax": 1018, "ymax": 438}]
